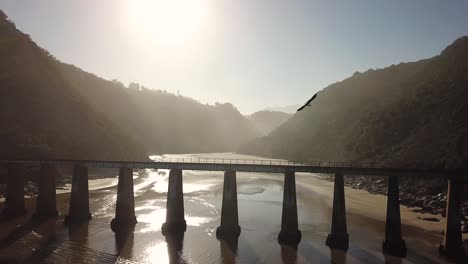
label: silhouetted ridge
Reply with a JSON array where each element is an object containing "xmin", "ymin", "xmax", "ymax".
[
  {"xmin": 0, "ymin": 10, "xmax": 259, "ymax": 159},
  {"xmin": 0, "ymin": 11, "xmax": 146, "ymax": 160},
  {"xmin": 440, "ymin": 36, "xmax": 468, "ymax": 58},
  {"xmin": 56, "ymin": 63, "xmax": 259, "ymax": 154},
  {"xmin": 241, "ymin": 36, "xmax": 468, "ymax": 169}
]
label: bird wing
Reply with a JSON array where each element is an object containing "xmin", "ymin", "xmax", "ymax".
[
  {"xmin": 296, "ymin": 104, "xmax": 307, "ymax": 111},
  {"xmin": 296, "ymin": 92, "xmax": 318, "ymax": 112}
]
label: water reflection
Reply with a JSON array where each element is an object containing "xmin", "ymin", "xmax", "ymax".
[
  {"xmin": 67, "ymin": 222, "xmax": 90, "ymax": 263},
  {"xmin": 68, "ymin": 221, "xmax": 89, "ymax": 243},
  {"xmin": 166, "ymin": 233, "xmax": 186, "ymax": 264},
  {"xmin": 219, "ymin": 236, "xmax": 239, "ymax": 264},
  {"xmin": 384, "ymin": 254, "xmax": 403, "ymax": 264},
  {"xmin": 115, "ymin": 229, "xmax": 134, "ymax": 260},
  {"xmin": 137, "ymin": 205, "xmax": 212, "ymax": 233},
  {"xmin": 330, "ymin": 249, "xmax": 347, "ymax": 264},
  {"xmin": 1, "ymin": 153, "xmax": 454, "ymax": 263},
  {"xmin": 280, "ymin": 244, "xmax": 298, "ymax": 264}
]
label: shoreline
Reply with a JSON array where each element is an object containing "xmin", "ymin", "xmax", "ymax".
[
  {"xmin": 0, "ymin": 176, "xmax": 119, "ymax": 203},
  {"xmin": 0, "ymin": 170, "xmax": 467, "ymax": 263},
  {"xmin": 1, "ymin": 170, "xmax": 463, "ymax": 238},
  {"xmin": 1, "ymin": 166, "xmax": 467, "ymax": 263},
  {"xmin": 318, "ymin": 174, "xmax": 468, "ymax": 236},
  {"xmin": 297, "ymin": 174, "xmax": 446, "ymax": 236}
]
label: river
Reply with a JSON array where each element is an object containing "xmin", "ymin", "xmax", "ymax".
[{"xmin": 0, "ymin": 153, "xmax": 457, "ymax": 263}]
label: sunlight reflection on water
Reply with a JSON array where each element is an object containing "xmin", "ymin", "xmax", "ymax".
[
  {"xmin": 137, "ymin": 205, "xmax": 212, "ymax": 234},
  {"xmin": 184, "ymin": 183, "xmax": 216, "ymax": 193},
  {"xmin": 150, "ymin": 171, "xmax": 216, "ymax": 194},
  {"xmin": 7, "ymin": 154, "xmax": 451, "ymax": 264},
  {"xmin": 144, "ymin": 241, "xmax": 169, "ymax": 264},
  {"xmin": 137, "ymin": 208, "xmax": 166, "ymax": 233}
]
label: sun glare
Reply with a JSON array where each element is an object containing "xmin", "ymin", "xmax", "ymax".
[{"xmin": 125, "ymin": 0, "xmax": 210, "ymax": 52}]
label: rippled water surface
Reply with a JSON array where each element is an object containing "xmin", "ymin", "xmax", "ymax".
[{"xmin": 1, "ymin": 153, "xmax": 459, "ymax": 263}]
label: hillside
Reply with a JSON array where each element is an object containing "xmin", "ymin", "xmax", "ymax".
[
  {"xmin": 0, "ymin": 10, "xmax": 259, "ymax": 159},
  {"xmin": 0, "ymin": 11, "xmax": 145, "ymax": 160},
  {"xmin": 57, "ymin": 63, "xmax": 259, "ymax": 154},
  {"xmin": 247, "ymin": 110, "xmax": 292, "ymax": 135},
  {"xmin": 241, "ymin": 37, "xmax": 468, "ymax": 169}
]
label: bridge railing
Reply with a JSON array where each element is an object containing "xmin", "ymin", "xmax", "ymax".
[
  {"xmin": 2, "ymin": 158, "xmax": 447, "ymax": 172},
  {"xmin": 155, "ymin": 157, "xmax": 394, "ymax": 169}
]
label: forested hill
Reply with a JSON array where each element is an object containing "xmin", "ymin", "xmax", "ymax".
[
  {"xmin": 241, "ymin": 37, "xmax": 468, "ymax": 169},
  {"xmin": 0, "ymin": 10, "xmax": 259, "ymax": 159},
  {"xmin": 58, "ymin": 62, "xmax": 259, "ymax": 154},
  {"xmin": 0, "ymin": 11, "xmax": 146, "ymax": 160}
]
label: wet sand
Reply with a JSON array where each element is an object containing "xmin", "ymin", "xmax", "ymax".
[{"xmin": 0, "ymin": 153, "xmax": 466, "ymax": 263}]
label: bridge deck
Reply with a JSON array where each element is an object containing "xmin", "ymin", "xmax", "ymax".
[{"xmin": 1, "ymin": 158, "xmax": 465, "ymax": 177}]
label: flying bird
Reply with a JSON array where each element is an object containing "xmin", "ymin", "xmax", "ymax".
[{"xmin": 297, "ymin": 92, "xmax": 318, "ymax": 111}]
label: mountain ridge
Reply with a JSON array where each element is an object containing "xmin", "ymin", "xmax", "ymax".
[
  {"xmin": 0, "ymin": 10, "xmax": 259, "ymax": 159},
  {"xmin": 241, "ymin": 36, "xmax": 468, "ymax": 169}
]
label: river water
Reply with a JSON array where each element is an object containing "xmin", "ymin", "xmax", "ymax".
[{"xmin": 1, "ymin": 153, "xmax": 456, "ymax": 263}]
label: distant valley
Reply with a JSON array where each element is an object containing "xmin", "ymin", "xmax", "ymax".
[
  {"xmin": 246, "ymin": 110, "xmax": 292, "ymax": 136},
  {"xmin": 1, "ymin": 9, "xmax": 467, "ymax": 170}
]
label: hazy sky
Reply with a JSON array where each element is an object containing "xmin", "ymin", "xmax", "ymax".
[{"xmin": 2, "ymin": 0, "xmax": 468, "ymax": 114}]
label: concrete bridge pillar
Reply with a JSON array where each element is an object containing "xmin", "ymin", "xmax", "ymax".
[
  {"xmin": 111, "ymin": 168, "xmax": 137, "ymax": 232},
  {"xmin": 383, "ymin": 175, "xmax": 407, "ymax": 257},
  {"xmin": 439, "ymin": 176, "xmax": 466, "ymax": 261},
  {"xmin": 65, "ymin": 165, "xmax": 91, "ymax": 224},
  {"xmin": 1, "ymin": 163, "xmax": 26, "ymax": 219},
  {"xmin": 34, "ymin": 164, "xmax": 58, "ymax": 221},
  {"xmin": 326, "ymin": 172, "xmax": 349, "ymax": 251},
  {"xmin": 162, "ymin": 169, "xmax": 186, "ymax": 235},
  {"xmin": 216, "ymin": 171, "xmax": 241, "ymax": 239},
  {"xmin": 278, "ymin": 171, "xmax": 302, "ymax": 245}
]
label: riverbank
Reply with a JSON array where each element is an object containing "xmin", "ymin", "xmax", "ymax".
[
  {"xmin": 0, "ymin": 175, "xmax": 122, "ymax": 263},
  {"xmin": 0, "ymin": 152, "xmax": 466, "ymax": 263},
  {"xmin": 0, "ymin": 176, "xmax": 119, "ymax": 203},
  {"xmin": 2, "ymin": 170, "xmax": 464, "ymax": 263},
  {"xmin": 319, "ymin": 174, "xmax": 468, "ymax": 236}
]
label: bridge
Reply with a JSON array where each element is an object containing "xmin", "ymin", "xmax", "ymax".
[{"xmin": 0, "ymin": 158, "xmax": 467, "ymax": 261}]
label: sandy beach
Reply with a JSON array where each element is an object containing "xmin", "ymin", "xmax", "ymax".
[{"xmin": 0, "ymin": 153, "xmax": 466, "ymax": 263}]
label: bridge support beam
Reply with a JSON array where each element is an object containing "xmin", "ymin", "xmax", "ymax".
[
  {"xmin": 216, "ymin": 171, "xmax": 241, "ymax": 239},
  {"xmin": 33, "ymin": 164, "xmax": 58, "ymax": 221},
  {"xmin": 1, "ymin": 163, "xmax": 26, "ymax": 219},
  {"xmin": 162, "ymin": 169, "xmax": 186, "ymax": 235},
  {"xmin": 65, "ymin": 165, "xmax": 91, "ymax": 224},
  {"xmin": 111, "ymin": 168, "xmax": 137, "ymax": 232},
  {"xmin": 326, "ymin": 172, "xmax": 349, "ymax": 251},
  {"xmin": 439, "ymin": 176, "xmax": 466, "ymax": 261},
  {"xmin": 278, "ymin": 172, "xmax": 302, "ymax": 245},
  {"xmin": 383, "ymin": 175, "xmax": 407, "ymax": 257}
]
